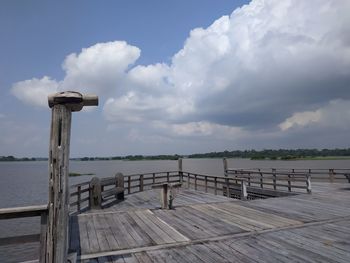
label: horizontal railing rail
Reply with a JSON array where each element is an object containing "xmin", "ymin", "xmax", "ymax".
[
  {"xmin": 229, "ymin": 168, "xmax": 350, "ymax": 183},
  {"xmin": 0, "ymin": 204, "xmax": 48, "ymax": 261},
  {"xmin": 226, "ymin": 169, "xmax": 312, "ymax": 194},
  {"xmin": 181, "ymin": 171, "xmax": 249, "ymax": 200}
]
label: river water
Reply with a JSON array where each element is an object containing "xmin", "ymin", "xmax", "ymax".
[{"xmin": 0, "ymin": 158, "xmax": 349, "ymax": 262}]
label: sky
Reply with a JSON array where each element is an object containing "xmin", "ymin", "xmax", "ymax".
[{"xmin": 1, "ymin": 0, "xmax": 350, "ymax": 157}]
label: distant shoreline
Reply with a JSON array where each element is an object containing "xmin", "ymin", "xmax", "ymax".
[{"xmin": 1, "ymin": 148, "xmax": 350, "ymax": 162}]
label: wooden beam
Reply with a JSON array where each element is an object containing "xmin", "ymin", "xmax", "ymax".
[
  {"xmin": 0, "ymin": 205, "xmax": 48, "ymax": 220},
  {"xmin": 0, "ymin": 234, "xmax": 40, "ymax": 246}
]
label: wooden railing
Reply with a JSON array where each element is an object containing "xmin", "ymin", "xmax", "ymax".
[
  {"xmin": 226, "ymin": 169, "xmax": 312, "ymax": 194},
  {"xmin": 181, "ymin": 172, "xmax": 249, "ymax": 200},
  {"xmin": 0, "ymin": 204, "xmax": 48, "ymax": 262},
  {"xmin": 69, "ymin": 171, "xmax": 181, "ymax": 213},
  {"xmin": 231, "ymin": 168, "xmax": 350, "ymax": 183},
  {"xmin": 70, "ymin": 167, "xmax": 316, "ymax": 212}
]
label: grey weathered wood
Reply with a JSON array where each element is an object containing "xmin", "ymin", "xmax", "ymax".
[
  {"xmin": 223, "ymin": 158, "xmax": 228, "ymax": 176},
  {"xmin": 90, "ymin": 177, "xmax": 102, "ymax": 209},
  {"xmin": 140, "ymin": 174, "xmax": 144, "ymax": 192},
  {"xmin": 0, "ymin": 204, "xmax": 48, "ymax": 219},
  {"xmin": 39, "ymin": 210, "xmax": 48, "ymax": 263},
  {"xmin": 116, "ymin": 173, "xmax": 125, "ymax": 200},
  {"xmin": 178, "ymin": 158, "xmax": 183, "ymax": 183},
  {"xmin": 0, "ymin": 234, "xmax": 40, "ymax": 246},
  {"xmin": 48, "ymin": 92, "xmax": 98, "ymax": 112},
  {"xmin": 47, "ymin": 104, "xmax": 72, "ymax": 263},
  {"xmin": 47, "ymin": 91, "xmax": 98, "ymax": 263},
  {"xmin": 77, "ymin": 186, "xmax": 81, "ymax": 212},
  {"xmin": 272, "ymin": 168, "xmax": 277, "ymax": 190},
  {"xmin": 306, "ymin": 174, "xmax": 312, "ymax": 194},
  {"xmin": 240, "ymin": 181, "xmax": 247, "ymax": 200}
]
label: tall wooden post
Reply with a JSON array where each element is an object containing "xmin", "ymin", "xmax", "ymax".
[{"xmin": 47, "ymin": 91, "xmax": 98, "ymax": 263}]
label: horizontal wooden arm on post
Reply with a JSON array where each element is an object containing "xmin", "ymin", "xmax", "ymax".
[{"xmin": 48, "ymin": 91, "xmax": 98, "ymax": 112}]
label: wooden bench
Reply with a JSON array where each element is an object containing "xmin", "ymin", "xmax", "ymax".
[
  {"xmin": 90, "ymin": 173, "xmax": 124, "ymax": 209},
  {"xmin": 101, "ymin": 173, "xmax": 124, "ymax": 201}
]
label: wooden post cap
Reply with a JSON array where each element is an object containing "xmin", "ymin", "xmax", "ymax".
[{"xmin": 48, "ymin": 91, "xmax": 98, "ymax": 111}]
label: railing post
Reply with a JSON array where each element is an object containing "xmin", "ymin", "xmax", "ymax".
[
  {"xmin": 194, "ymin": 174, "xmax": 197, "ymax": 190},
  {"xmin": 306, "ymin": 174, "xmax": 312, "ymax": 194},
  {"xmin": 241, "ymin": 180, "xmax": 247, "ymax": 200},
  {"xmin": 214, "ymin": 177, "xmax": 217, "ymax": 195},
  {"xmin": 178, "ymin": 158, "xmax": 183, "ymax": 183},
  {"xmin": 116, "ymin": 172, "xmax": 125, "ymax": 200},
  {"xmin": 260, "ymin": 172, "xmax": 263, "ymax": 188},
  {"xmin": 90, "ymin": 177, "xmax": 102, "ymax": 209},
  {"xmin": 225, "ymin": 178, "xmax": 229, "ymax": 197},
  {"xmin": 167, "ymin": 172, "xmax": 170, "ymax": 182},
  {"xmin": 329, "ymin": 169, "xmax": 335, "ymax": 183},
  {"xmin": 205, "ymin": 176, "xmax": 208, "ymax": 193},
  {"xmin": 47, "ymin": 91, "xmax": 98, "ymax": 263},
  {"xmin": 77, "ymin": 186, "xmax": 81, "ymax": 212},
  {"xmin": 153, "ymin": 173, "xmax": 156, "ymax": 184},
  {"xmin": 140, "ymin": 174, "xmax": 144, "ymax": 191},
  {"xmin": 223, "ymin": 158, "xmax": 228, "ymax": 176},
  {"xmin": 288, "ymin": 174, "xmax": 292, "ymax": 192},
  {"xmin": 128, "ymin": 176, "xmax": 131, "ymax": 194},
  {"xmin": 39, "ymin": 210, "xmax": 48, "ymax": 263},
  {"xmin": 272, "ymin": 168, "xmax": 277, "ymax": 190},
  {"xmin": 187, "ymin": 173, "xmax": 190, "ymax": 189}
]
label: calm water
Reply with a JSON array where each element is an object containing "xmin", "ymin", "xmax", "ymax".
[{"xmin": 0, "ymin": 158, "xmax": 349, "ymax": 262}]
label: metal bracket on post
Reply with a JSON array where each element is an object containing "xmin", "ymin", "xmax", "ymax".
[{"xmin": 46, "ymin": 91, "xmax": 98, "ymax": 263}]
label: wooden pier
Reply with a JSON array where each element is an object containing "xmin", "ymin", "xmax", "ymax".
[
  {"xmin": 68, "ymin": 180, "xmax": 350, "ymax": 263},
  {"xmin": 1, "ymin": 92, "xmax": 350, "ymax": 262}
]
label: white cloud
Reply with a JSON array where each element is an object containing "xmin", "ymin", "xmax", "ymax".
[
  {"xmin": 61, "ymin": 41, "xmax": 140, "ymax": 95},
  {"xmin": 11, "ymin": 76, "xmax": 59, "ymax": 107},
  {"xmin": 279, "ymin": 99, "xmax": 350, "ymax": 131},
  {"xmin": 11, "ymin": 41, "xmax": 140, "ymax": 107},
  {"xmin": 279, "ymin": 110, "xmax": 322, "ymax": 131},
  {"xmin": 11, "ymin": 0, "xmax": 350, "ymax": 151}
]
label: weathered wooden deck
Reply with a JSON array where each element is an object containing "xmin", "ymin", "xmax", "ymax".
[{"xmin": 69, "ymin": 182, "xmax": 350, "ymax": 262}]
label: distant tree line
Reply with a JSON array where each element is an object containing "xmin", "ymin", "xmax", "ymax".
[
  {"xmin": 2, "ymin": 149, "xmax": 350, "ymax": 162},
  {"xmin": 0, "ymin": 156, "xmax": 37, "ymax": 162},
  {"xmin": 187, "ymin": 149, "xmax": 350, "ymax": 160},
  {"xmin": 79, "ymin": 154, "xmax": 182, "ymax": 161}
]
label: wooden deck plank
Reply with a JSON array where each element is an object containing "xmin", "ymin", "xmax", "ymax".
[
  {"xmin": 180, "ymin": 205, "xmax": 244, "ymax": 235},
  {"xmin": 92, "ymin": 214, "xmax": 111, "ymax": 253},
  {"xmin": 133, "ymin": 252, "xmax": 153, "ymax": 263},
  {"xmin": 72, "ymin": 183, "xmax": 350, "ymax": 262},
  {"xmin": 69, "ymin": 215, "xmax": 80, "ymax": 253},
  {"xmin": 127, "ymin": 211, "xmax": 166, "ymax": 245},
  {"xmin": 153, "ymin": 209, "xmax": 209, "ymax": 240},
  {"xmin": 145, "ymin": 210, "xmax": 189, "ymax": 243},
  {"xmin": 134, "ymin": 210, "xmax": 175, "ymax": 244},
  {"xmin": 78, "ymin": 215, "xmax": 91, "ymax": 254}
]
